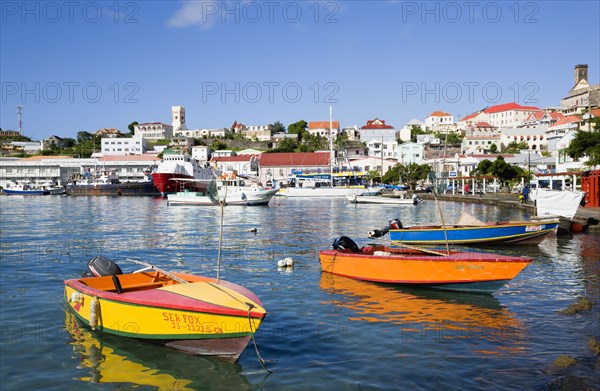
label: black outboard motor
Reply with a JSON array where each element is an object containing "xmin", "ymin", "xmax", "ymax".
[
  {"xmin": 332, "ymin": 236, "xmax": 361, "ymax": 253},
  {"xmin": 368, "ymin": 218, "xmax": 402, "ymax": 238},
  {"xmin": 85, "ymin": 256, "xmax": 123, "ymax": 277}
]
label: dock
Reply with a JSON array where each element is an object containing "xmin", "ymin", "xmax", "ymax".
[{"xmin": 419, "ymin": 192, "xmax": 600, "ymax": 233}]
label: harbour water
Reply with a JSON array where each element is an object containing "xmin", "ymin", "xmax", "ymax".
[{"xmin": 1, "ymin": 196, "xmax": 598, "ymax": 390}]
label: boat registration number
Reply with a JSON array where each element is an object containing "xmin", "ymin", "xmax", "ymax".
[{"xmin": 525, "ymin": 225, "xmax": 542, "ymax": 232}]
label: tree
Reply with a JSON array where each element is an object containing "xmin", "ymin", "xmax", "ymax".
[
  {"xmin": 489, "ymin": 156, "xmax": 524, "ymax": 186},
  {"xmin": 268, "ymin": 137, "xmax": 297, "ymax": 153},
  {"xmin": 128, "ymin": 121, "xmax": 138, "ymax": 135},
  {"xmin": 471, "ymin": 159, "xmax": 494, "ymax": 177},
  {"xmin": 504, "ymin": 141, "xmax": 528, "ymax": 153},
  {"xmin": 76, "ymin": 131, "xmax": 93, "ymax": 144},
  {"xmin": 287, "ymin": 120, "xmax": 308, "ymax": 142},
  {"xmin": 271, "ymin": 121, "xmax": 286, "ymax": 134},
  {"xmin": 566, "ymin": 129, "xmax": 600, "ymax": 167},
  {"xmin": 489, "ymin": 143, "xmax": 498, "ymax": 153}
]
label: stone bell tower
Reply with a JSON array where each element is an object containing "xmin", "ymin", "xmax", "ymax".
[
  {"xmin": 172, "ymin": 106, "xmax": 187, "ymax": 133},
  {"xmin": 574, "ymin": 64, "xmax": 588, "ymax": 86}
]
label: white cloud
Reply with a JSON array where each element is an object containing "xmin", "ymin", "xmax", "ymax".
[{"xmin": 166, "ymin": 1, "xmax": 219, "ymax": 29}]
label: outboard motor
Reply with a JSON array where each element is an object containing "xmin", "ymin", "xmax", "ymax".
[
  {"xmin": 85, "ymin": 256, "xmax": 123, "ymax": 277},
  {"xmin": 368, "ymin": 218, "xmax": 402, "ymax": 238},
  {"xmin": 332, "ymin": 236, "xmax": 361, "ymax": 253},
  {"xmin": 412, "ymin": 194, "xmax": 423, "ymax": 205}
]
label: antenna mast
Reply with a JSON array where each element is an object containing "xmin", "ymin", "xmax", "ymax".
[{"xmin": 17, "ymin": 105, "xmax": 23, "ymax": 134}]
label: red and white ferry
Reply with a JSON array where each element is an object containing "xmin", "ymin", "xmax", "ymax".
[{"xmin": 151, "ymin": 152, "xmax": 213, "ymax": 196}]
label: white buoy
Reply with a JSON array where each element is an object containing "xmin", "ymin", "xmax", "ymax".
[
  {"xmin": 284, "ymin": 257, "xmax": 294, "ymax": 267},
  {"xmin": 277, "ymin": 259, "xmax": 287, "ymax": 268},
  {"xmin": 89, "ymin": 296, "xmax": 99, "ymax": 330}
]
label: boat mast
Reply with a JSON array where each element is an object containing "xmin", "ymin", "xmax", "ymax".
[{"xmin": 329, "ymin": 106, "xmax": 334, "ymax": 187}]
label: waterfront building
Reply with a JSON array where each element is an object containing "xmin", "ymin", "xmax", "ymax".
[
  {"xmin": 134, "ymin": 122, "xmax": 173, "ymax": 140},
  {"xmin": 462, "ymin": 124, "xmax": 501, "ymax": 154},
  {"xmin": 101, "ymin": 137, "xmax": 146, "ymax": 155},
  {"xmin": 348, "ymin": 156, "xmax": 397, "ymax": 176},
  {"xmin": 257, "ymin": 152, "xmax": 331, "ymax": 187},
  {"xmin": 0, "ymin": 154, "xmax": 159, "ymax": 185},
  {"xmin": 211, "ymin": 155, "xmax": 258, "ymax": 177},
  {"xmin": 212, "ymin": 150, "xmax": 235, "ymax": 158},
  {"xmin": 560, "ymin": 64, "xmax": 600, "ymax": 116}
]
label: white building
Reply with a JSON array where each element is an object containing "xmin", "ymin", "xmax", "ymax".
[
  {"xmin": 308, "ymin": 121, "xmax": 340, "ymax": 140},
  {"xmin": 484, "ymin": 103, "xmax": 541, "ymax": 128},
  {"xmin": 398, "ymin": 142, "xmax": 424, "ymax": 165},
  {"xmin": 500, "ymin": 127, "xmax": 548, "ymax": 151},
  {"xmin": 211, "ymin": 155, "xmax": 258, "ymax": 176},
  {"xmin": 545, "ymin": 115, "xmax": 582, "ymax": 153},
  {"xmin": 358, "ymin": 118, "xmax": 398, "ymax": 160},
  {"xmin": 243, "ymin": 124, "xmax": 273, "ymax": 141},
  {"xmin": 424, "ymin": 111, "xmax": 454, "ymax": 132},
  {"xmin": 397, "ymin": 119, "xmax": 423, "ymax": 142},
  {"xmin": 134, "ymin": 122, "xmax": 173, "ymax": 140},
  {"xmin": 191, "ymin": 145, "xmax": 211, "ymax": 162},
  {"xmin": 416, "ymin": 134, "xmax": 440, "ymax": 145},
  {"xmin": 101, "ymin": 137, "xmax": 146, "ymax": 155}
]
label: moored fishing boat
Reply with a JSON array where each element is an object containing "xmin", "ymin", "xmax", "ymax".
[
  {"xmin": 64, "ymin": 257, "xmax": 266, "ymax": 362},
  {"xmin": 167, "ymin": 174, "xmax": 279, "ymax": 206},
  {"xmin": 1, "ymin": 182, "xmax": 49, "ymax": 195},
  {"xmin": 347, "ymin": 193, "xmax": 423, "ymax": 205},
  {"xmin": 319, "ymin": 236, "xmax": 532, "ymax": 294},
  {"xmin": 151, "ymin": 152, "xmax": 213, "ymax": 196},
  {"xmin": 368, "ymin": 217, "xmax": 559, "ymax": 245}
]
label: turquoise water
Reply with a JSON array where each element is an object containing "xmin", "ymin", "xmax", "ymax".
[{"xmin": 1, "ymin": 196, "xmax": 598, "ymax": 390}]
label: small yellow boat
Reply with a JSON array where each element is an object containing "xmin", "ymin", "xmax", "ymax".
[{"xmin": 65, "ymin": 257, "xmax": 266, "ymax": 362}]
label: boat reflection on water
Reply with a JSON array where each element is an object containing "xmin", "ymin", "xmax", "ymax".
[
  {"xmin": 65, "ymin": 311, "xmax": 250, "ymax": 390},
  {"xmin": 320, "ymin": 273, "xmax": 526, "ymax": 351}
]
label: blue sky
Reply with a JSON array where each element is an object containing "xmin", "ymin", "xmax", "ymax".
[{"xmin": 1, "ymin": 0, "xmax": 599, "ymax": 140}]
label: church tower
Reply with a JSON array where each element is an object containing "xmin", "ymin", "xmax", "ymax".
[{"xmin": 172, "ymin": 106, "xmax": 187, "ymax": 133}]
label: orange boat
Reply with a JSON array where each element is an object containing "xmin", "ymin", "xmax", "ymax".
[{"xmin": 319, "ymin": 236, "xmax": 532, "ymax": 294}]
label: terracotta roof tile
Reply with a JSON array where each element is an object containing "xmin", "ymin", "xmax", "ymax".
[
  {"xmin": 308, "ymin": 121, "xmax": 340, "ymax": 130},
  {"xmin": 484, "ymin": 103, "xmax": 541, "ymax": 114}
]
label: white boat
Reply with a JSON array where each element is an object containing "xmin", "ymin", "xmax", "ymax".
[
  {"xmin": 2, "ymin": 182, "xmax": 49, "ymax": 195},
  {"xmin": 346, "ymin": 193, "xmax": 423, "ymax": 205},
  {"xmin": 167, "ymin": 175, "xmax": 279, "ymax": 206}
]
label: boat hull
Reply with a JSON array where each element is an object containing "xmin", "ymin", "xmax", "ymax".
[
  {"xmin": 283, "ymin": 187, "xmax": 364, "ymax": 198},
  {"xmin": 64, "ymin": 272, "xmax": 266, "ymax": 362},
  {"xmin": 346, "ymin": 195, "xmax": 417, "ymax": 204},
  {"xmin": 388, "ymin": 220, "xmax": 559, "ymax": 245},
  {"xmin": 167, "ymin": 189, "xmax": 279, "ymax": 206},
  {"xmin": 319, "ymin": 249, "xmax": 531, "ymax": 294},
  {"xmin": 66, "ymin": 182, "xmax": 160, "ymax": 196},
  {"xmin": 2, "ymin": 189, "xmax": 48, "ymax": 195},
  {"xmin": 151, "ymin": 173, "xmax": 209, "ymax": 196}
]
